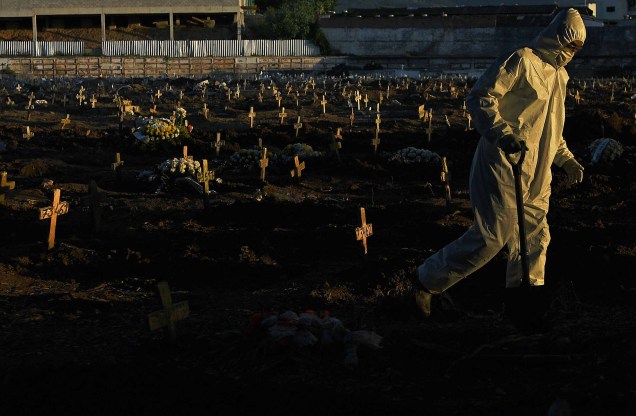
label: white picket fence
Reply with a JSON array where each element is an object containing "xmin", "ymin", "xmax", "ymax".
[
  {"xmin": 0, "ymin": 41, "xmax": 84, "ymax": 56},
  {"xmin": 101, "ymin": 40, "xmax": 320, "ymax": 57}
]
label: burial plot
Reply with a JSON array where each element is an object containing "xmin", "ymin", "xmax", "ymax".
[{"xmin": 39, "ymin": 189, "xmax": 69, "ymax": 250}]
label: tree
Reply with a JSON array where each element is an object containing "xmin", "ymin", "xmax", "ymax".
[{"xmin": 259, "ymin": 0, "xmax": 336, "ymax": 39}]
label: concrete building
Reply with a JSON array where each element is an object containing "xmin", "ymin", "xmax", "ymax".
[
  {"xmin": 595, "ymin": 0, "xmax": 636, "ymax": 21},
  {"xmin": 0, "ymin": 0, "xmax": 245, "ymax": 41}
]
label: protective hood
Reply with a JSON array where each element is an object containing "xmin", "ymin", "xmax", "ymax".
[{"xmin": 530, "ymin": 8, "xmax": 586, "ymax": 68}]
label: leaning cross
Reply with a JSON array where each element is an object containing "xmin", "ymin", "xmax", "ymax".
[
  {"xmin": 279, "ymin": 107, "xmax": 287, "ymax": 125},
  {"xmin": 149, "ymin": 104, "xmax": 158, "ymax": 115},
  {"xmin": 25, "ymin": 98, "xmax": 34, "ymax": 121},
  {"xmin": 355, "ymin": 207, "xmax": 373, "ymax": 255},
  {"xmin": 290, "ymin": 155, "xmax": 306, "ymax": 179},
  {"xmin": 197, "ymin": 159, "xmax": 214, "ymax": 209},
  {"xmin": 147, "ymin": 281, "xmax": 189, "ymax": 343},
  {"xmin": 259, "ymin": 147, "xmax": 269, "ymax": 182},
  {"xmin": 248, "ymin": 106, "xmax": 256, "ymax": 128},
  {"xmin": 0, "ymin": 171, "xmax": 15, "ymax": 204},
  {"xmin": 112, "ymin": 152, "xmax": 124, "ymax": 182},
  {"xmin": 60, "ymin": 114, "xmax": 71, "ymax": 130},
  {"xmin": 39, "ymin": 188, "xmax": 69, "ymax": 250},
  {"xmin": 294, "ymin": 116, "xmax": 303, "ymax": 137}
]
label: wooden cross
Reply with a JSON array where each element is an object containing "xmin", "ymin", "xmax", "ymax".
[
  {"xmin": 86, "ymin": 180, "xmax": 102, "ymax": 233},
  {"xmin": 248, "ymin": 106, "xmax": 256, "ymax": 128},
  {"xmin": 61, "ymin": 94, "xmax": 68, "ymax": 108},
  {"xmin": 214, "ymin": 132, "xmax": 225, "ymax": 157},
  {"xmin": 197, "ymin": 159, "xmax": 214, "ymax": 209},
  {"xmin": 350, "ymin": 108, "xmax": 355, "ymax": 127},
  {"xmin": 202, "ymin": 103, "xmax": 209, "ymax": 120},
  {"xmin": 0, "ymin": 171, "xmax": 15, "ymax": 204},
  {"xmin": 379, "ymin": 93, "xmax": 384, "ymax": 105},
  {"xmin": 279, "ymin": 107, "xmax": 287, "ymax": 125},
  {"xmin": 90, "ymin": 95, "xmax": 97, "ymax": 109},
  {"xmin": 226, "ymin": 88, "xmax": 232, "ymax": 102},
  {"xmin": 24, "ymin": 98, "xmax": 34, "ymax": 120},
  {"xmin": 445, "ymin": 115, "xmax": 451, "ymax": 128},
  {"xmin": 574, "ymin": 90, "xmax": 581, "ymax": 105},
  {"xmin": 39, "ymin": 188, "xmax": 69, "ymax": 250},
  {"xmin": 466, "ymin": 114, "xmax": 473, "ymax": 131},
  {"xmin": 112, "ymin": 152, "xmax": 124, "ymax": 182},
  {"xmin": 259, "ymin": 147, "xmax": 269, "ymax": 182},
  {"xmin": 76, "ymin": 87, "xmax": 86, "ymax": 106},
  {"xmin": 5, "ymin": 97, "xmax": 15, "ymax": 106},
  {"xmin": 148, "ymin": 281, "xmax": 189, "ymax": 343},
  {"xmin": 426, "ymin": 109, "xmax": 433, "ymax": 142},
  {"xmin": 22, "ymin": 126, "xmax": 34, "ymax": 141},
  {"xmin": 364, "ymin": 94, "xmax": 369, "ymax": 107},
  {"xmin": 182, "ymin": 146, "xmax": 192, "ymax": 160},
  {"xmin": 441, "ymin": 157, "xmax": 452, "ymax": 208},
  {"xmin": 258, "ymin": 92, "xmax": 263, "ymax": 104},
  {"xmin": 461, "ymin": 100, "xmax": 467, "ymax": 117},
  {"xmin": 276, "ymin": 93, "xmax": 282, "ymax": 108},
  {"xmin": 321, "ymin": 95, "xmax": 327, "ymax": 114},
  {"xmin": 179, "ymin": 90, "xmax": 184, "ymax": 101},
  {"xmin": 60, "ymin": 114, "xmax": 70, "ymax": 130},
  {"xmin": 290, "ymin": 155, "xmax": 306, "ymax": 179},
  {"xmin": 355, "ymin": 91, "xmax": 361, "ymax": 110},
  {"xmin": 155, "ymin": 89, "xmax": 162, "ymax": 99},
  {"xmin": 294, "ymin": 116, "xmax": 303, "ymax": 137},
  {"xmin": 28, "ymin": 91, "xmax": 35, "ymax": 102},
  {"xmin": 371, "ymin": 131, "xmax": 380, "ymax": 154},
  {"xmin": 149, "ymin": 104, "xmax": 157, "ymax": 115},
  {"xmin": 355, "ymin": 207, "xmax": 373, "ymax": 255},
  {"xmin": 375, "ymin": 114, "xmax": 381, "ymax": 133},
  {"xmin": 15, "ymin": 83, "xmax": 22, "ymax": 93}
]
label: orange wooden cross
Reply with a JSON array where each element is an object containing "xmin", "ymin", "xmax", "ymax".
[
  {"xmin": 290, "ymin": 155, "xmax": 305, "ymax": 178},
  {"xmin": 0, "ymin": 171, "xmax": 16, "ymax": 204},
  {"xmin": 355, "ymin": 207, "xmax": 373, "ymax": 254},
  {"xmin": 39, "ymin": 188, "xmax": 69, "ymax": 250}
]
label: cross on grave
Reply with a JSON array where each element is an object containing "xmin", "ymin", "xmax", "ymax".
[
  {"xmin": 39, "ymin": 188, "xmax": 69, "ymax": 250},
  {"xmin": 379, "ymin": 93, "xmax": 384, "ymax": 105},
  {"xmin": 441, "ymin": 157, "xmax": 452, "ymax": 208},
  {"xmin": 445, "ymin": 115, "xmax": 451, "ymax": 128},
  {"xmin": 355, "ymin": 91, "xmax": 361, "ymax": 110},
  {"xmin": 85, "ymin": 180, "xmax": 102, "ymax": 233},
  {"xmin": 466, "ymin": 113, "xmax": 473, "ymax": 131},
  {"xmin": 364, "ymin": 94, "xmax": 369, "ymax": 108},
  {"xmin": 0, "ymin": 171, "xmax": 15, "ymax": 204},
  {"xmin": 426, "ymin": 109, "xmax": 434, "ymax": 142},
  {"xmin": 248, "ymin": 106, "xmax": 256, "ymax": 128},
  {"xmin": 24, "ymin": 99, "xmax": 34, "ymax": 121},
  {"xmin": 259, "ymin": 147, "xmax": 269, "ymax": 182},
  {"xmin": 23, "ymin": 126, "xmax": 34, "ymax": 141},
  {"xmin": 182, "ymin": 146, "xmax": 193, "ymax": 161},
  {"xmin": 226, "ymin": 88, "xmax": 232, "ymax": 102},
  {"xmin": 294, "ymin": 116, "xmax": 303, "ymax": 137},
  {"xmin": 155, "ymin": 89, "xmax": 162, "ymax": 99},
  {"xmin": 375, "ymin": 114, "xmax": 381, "ymax": 133},
  {"xmin": 355, "ymin": 207, "xmax": 373, "ymax": 255},
  {"xmin": 5, "ymin": 97, "xmax": 15, "ymax": 107},
  {"xmin": 60, "ymin": 114, "xmax": 70, "ymax": 130},
  {"xmin": 197, "ymin": 159, "xmax": 214, "ymax": 209},
  {"xmin": 149, "ymin": 105, "xmax": 158, "ymax": 115},
  {"xmin": 290, "ymin": 155, "xmax": 306, "ymax": 179},
  {"xmin": 462, "ymin": 100, "xmax": 467, "ymax": 117},
  {"xmin": 90, "ymin": 95, "xmax": 97, "ymax": 109},
  {"xmin": 321, "ymin": 95, "xmax": 328, "ymax": 114},
  {"xmin": 179, "ymin": 90, "xmax": 184, "ymax": 101},
  {"xmin": 371, "ymin": 131, "xmax": 380, "ymax": 154},
  {"xmin": 386, "ymin": 84, "xmax": 390, "ymax": 99},
  {"xmin": 164, "ymin": 83, "xmax": 171, "ymax": 92},
  {"xmin": 148, "ymin": 281, "xmax": 190, "ymax": 343},
  {"xmin": 202, "ymin": 103, "xmax": 209, "ymax": 120},
  {"xmin": 279, "ymin": 107, "xmax": 287, "ymax": 125},
  {"xmin": 15, "ymin": 83, "xmax": 22, "ymax": 93},
  {"xmin": 61, "ymin": 94, "xmax": 68, "ymax": 108},
  {"xmin": 214, "ymin": 132, "xmax": 225, "ymax": 157},
  {"xmin": 350, "ymin": 108, "xmax": 355, "ymax": 127},
  {"xmin": 28, "ymin": 91, "xmax": 35, "ymax": 102},
  {"xmin": 76, "ymin": 87, "xmax": 86, "ymax": 106},
  {"xmin": 112, "ymin": 152, "xmax": 124, "ymax": 182},
  {"xmin": 258, "ymin": 92, "xmax": 263, "ymax": 104},
  {"xmin": 276, "ymin": 93, "xmax": 282, "ymax": 108}
]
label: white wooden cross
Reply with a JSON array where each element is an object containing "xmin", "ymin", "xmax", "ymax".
[
  {"xmin": 279, "ymin": 107, "xmax": 287, "ymax": 125},
  {"xmin": 574, "ymin": 90, "xmax": 581, "ymax": 105},
  {"xmin": 148, "ymin": 281, "xmax": 189, "ymax": 342},
  {"xmin": 202, "ymin": 103, "xmax": 209, "ymax": 120},
  {"xmin": 248, "ymin": 106, "xmax": 256, "ymax": 128},
  {"xmin": 364, "ymin": 94, "xmax": 369, "ymax": 108},
  {"xmin": 294, "ymin": 116, "xmax": 303, "ymax": 137},
  {"xmin": 179, "ymin": 90, "xmax": 184, "ymax": 101},
  {"xmin": 155, "ymin": 89, "xmax": 162, "ymax": 99},
  {"xmin": 61, "ymin": 94, "xmax": 68, "ymax": 108},
  {"xmin": 39, "ymin": 188, "xmax": 69, "ymax": 250},
  {"xmin": 290, "ymin": 155, "xmax": 305, "ymax": 179},
  {"xmin": 355, "ymin": 207, "xmax": 373, "ymax": 255},
  {"xmin": 25, "ymin": 98, "xmax": 34, "ymax": 121},
  {"xmin": 23, "ymin": 126, "xmax": 34, "ymax": 141},
  {"xmin": 259, "ymin": 147, "xmax": 269, "ymax": 182},
  {"xmin": 15, "ymin": 83, "xmax": 22, "ymax": 93},
  {"xmin": 0, "ymin": 171, "xmax": 15, "ymax": 204},
  {"xmin": 60, "ymin": 114, "xmax": 70, "ymax": 130}
]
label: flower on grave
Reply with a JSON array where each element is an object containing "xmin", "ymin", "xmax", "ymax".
[
  {"xmin": 390, "ymin": 147, "xmax": 441, "ymax": 164},
  {"xmin": 175, "ymin": 107, "xmax": 187, "ymax": 122},
  {"xmin": 158, "ymin": 157, "xmax": 202, "ymax": 179},
  {"xmin": 281, "ymin": 143, "xmax": 322, "ymax": 160},
  {"xmin": 140, "ymin": 119, "xmax": 180, "ymax": 141}
]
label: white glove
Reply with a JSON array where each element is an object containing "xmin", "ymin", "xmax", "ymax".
[{"xmin": 562, "ymin": 158, "xmax": 584, "ymax": 184}]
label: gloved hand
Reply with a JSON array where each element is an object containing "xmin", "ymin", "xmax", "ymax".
[
  {"xmin": 562, "ymin": 158, "xmax": 584, "ymax": 184},
  {"xmin": 499, "ymin": 134, "xmax": 528, "ymax": 155}
]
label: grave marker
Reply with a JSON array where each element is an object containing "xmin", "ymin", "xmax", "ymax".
[
  {"xmin": 197, "ymin": 159, "xmax": 214, "ymax": 209},
  {"xmin": 375, "ymin": 114, "xmax": 381, "ymax": 133},
  {"xmin": 321, "ymin": 95, "xmax": 327, "ymax": 114},
  {"xmin": 278, "ymin": 107, "xmax": 287, "ymax": 125},
  {"xmin": 214, "ymin": 132, "xmax": 225, "ymax": 157},
  {"xmin": 149, "ymin": 105, "xmax": 157, "ymax": 115},
  {"xmin": 155, "ymin": 89, "xmax": 162, "ymax": 99},
  {"xmin": 202, "ymin": 103, "xmax": 209, "ymax": 120},
  {"xmin": 90, "ymin": 95, "xmax": 97, "ymax": 109},
  {"xmin": 61, "ymin": 94, "xmax": 68, "ymax": 108},
  {"xmin": 76, "ymin": 86, "xmax": 86, "ymax": 106},
  {"xmin": 259, "ymin": 147, "xmax": 269, "ymax": 182},
  {"xmin": 148, "ymin": 281, "xmax": 189, "ymax": 343},
  {"xmin": 182, "ymin": 146, "xmax": 192, "ymax": 160},
  {"xmin": 112, "ymin": 152, "xmax": 124, "ymax": 182},
  {"xmin": 39, "ymin": 188, "xmax": 69, "ymax": 250},
  {"xmin": 290, "ymin": 155, "xmax": 305, "ymax": 178},
  {"xmin": 371, "ymin": 132, "xmax": 380, "ymax": 154},
  {"xmin": 276, "ymin": 93, "xmax": 282, "ymax": 108},
  {"xmin": 364, "ymin": 94, "xmax": 369, "ymax": 107},
  {"xmin": 248, "ymin": 106, "xmax": 256, "ymax": 128},
  {"xmin": 355, "ymin": 207, "xmax": 373, "ymax": 255},
  {"xmin": 60, "ymin": 114, "xmax": 70, "ymax": 130},
  {"xmin": 22, "ymin": 126, "xmax": 34, "ymax": 141},
  {"xmin": 15, "ymin": 83, "xmax": 22, "ymax": 93},
  {"xmin": 0, "ymin": 171, "xmax": 15, "ymax": 204},
  {"xmin": 441, "ymin": 157, "xmax": 452, "ymax": 208},
  {"xmin": 294, "ymin": 116, "xmax": 303, "ymax": 137},
  {"xmin": 24, "ymin": 98, "xmax": 34, "ymax": 121}
]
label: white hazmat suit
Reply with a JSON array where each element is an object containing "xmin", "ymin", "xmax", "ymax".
[{"xmin": 418, "ymin": 9, "xmax": 586, "ymax": 293}]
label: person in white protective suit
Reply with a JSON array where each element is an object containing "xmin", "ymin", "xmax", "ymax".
[{"xmin": 413, "ymin": 8, "xmax": 586, "ymax": 316}]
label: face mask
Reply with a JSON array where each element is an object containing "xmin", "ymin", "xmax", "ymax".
[{"xmin": 555, "ymin": 49, "xmax": 576, "ymax": 67}]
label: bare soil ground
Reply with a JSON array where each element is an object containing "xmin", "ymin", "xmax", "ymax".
[{"xmin": 0, "ymin": 74, "xmax": 635, "ymax": 415}]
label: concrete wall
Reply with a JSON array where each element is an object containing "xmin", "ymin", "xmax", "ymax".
[{"xmin": 0, "ymin": 0, "xmax": 240, "ymax": 17}]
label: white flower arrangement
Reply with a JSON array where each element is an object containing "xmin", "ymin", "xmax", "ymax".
[
  {"xmin": 135, "ymin": 118, "xmax": 180, "ymax": 142},
  {"xmin": 175, "ymin": 107, "xmax": 187, "ymax": 121},
  {"xmin": 390, "ymin": 147, "xmax": 441, "ymax": 164},
  {"xmin": 158, "ymin": 157, "xmax": 202, "ymax": 179}
]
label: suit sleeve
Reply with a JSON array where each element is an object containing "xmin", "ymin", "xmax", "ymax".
[
  {"xmin": 466, "ymin": 52, "xmax": 523, "ymax": 145},
  {"xmin": 553, "ymin": 136, "xmax": 575, "ymax": 167}
]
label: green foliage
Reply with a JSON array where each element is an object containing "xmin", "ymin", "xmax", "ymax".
[{"xmin": 258, "ymin": 0, "xmax": 335, "ymax": 39}]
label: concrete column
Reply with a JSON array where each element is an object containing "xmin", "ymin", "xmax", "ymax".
[
  {"xmin": 169, "ymin": 12, "xmax": 174, "ymax": 41},
  {"xmin": 236, "ymin": 12, "xmax": 241, "ymax": 41},
  {"xmin": 101, "ymin": 13, "xmax": 106, "ymax": 42},
  {"xmin": 32, "ymin": 14, "xmax": 37, "ymax": 43}
]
